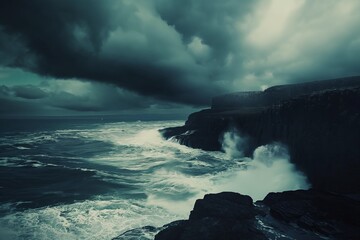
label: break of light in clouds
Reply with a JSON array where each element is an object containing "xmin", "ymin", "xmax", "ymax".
[{"xmin": 0, "ymin": 0, "xmax": 359, "ymax": 116}]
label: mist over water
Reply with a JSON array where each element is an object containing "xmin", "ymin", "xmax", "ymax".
[
  {"xmin": 0, "ymin": 121, "xmax": 310, "ymax": 239},
  {"xmin": 220, "ymin": 131, "xmax": 310, "ymax": 200},
  {"xmin": 221, "ymin": 130, "xmax": 247, "ymax": 159}
]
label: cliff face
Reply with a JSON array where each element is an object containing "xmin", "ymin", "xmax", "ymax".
[
  {"xmin": 160, "ymin": 78, "xmax": 360, "ymax": 193},
  {"xmin": 253, "ymin": 88, "xmax": 360, "ymax": 193}
]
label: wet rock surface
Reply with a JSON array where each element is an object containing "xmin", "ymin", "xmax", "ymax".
[
  {"xmin": 155, "ymin": 192, "xmax": 266, "ymax": 240},
  {"xmin": 153, "ymin": 190, "xmax": 360, "ymax": 240},
  {"xmin": 261, "ymin": 190, "xmax": 360, "ymax": 239}
]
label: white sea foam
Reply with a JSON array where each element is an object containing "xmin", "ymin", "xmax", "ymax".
[
  {"xmin": 221, "ymin": 129, "xmax": 247, "ymax": 159},
  {"xmin": 0, "ymin": 198, "xmax": 180, "ymax": 240},
  {"xmin": 146, "ymin": 169, "xmax": 212, "ymax": 216},
  {"xmin": 15, "ymin": 146, "xmax": 31, "ymax": 150},
  {"xmin": 216, "ymin": 131, "xmax": 310, "ymax": 200},
  {"xmin": 0, "ymin": 121, "xmax": 311, "ymax": 239},
  {"xmin": 145, "ymin": 129, "xmax": 310, "ymax": 215}
]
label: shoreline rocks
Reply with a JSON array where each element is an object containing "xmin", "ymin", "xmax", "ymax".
[
  {"xmin": 113, "ymin": 190, "xmax": 360, "ymax": 239},
  {"xmin": 153, "ymin": 190, "xmax": 360, "ymax": 240}
]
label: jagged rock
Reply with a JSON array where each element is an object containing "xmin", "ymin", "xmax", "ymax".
[
  {"xmin": 155, "ymin": 192, "xmax": 267, "ymax": 240},
  {"xmin": 153, "ymin": 190, "xmax": 360, "ymax": 240},
  {"xmin": 189, "ymin": 192, "xmax": 255, "ymax": 220}
]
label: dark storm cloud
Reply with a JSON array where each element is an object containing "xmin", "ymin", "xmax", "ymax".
[
  {"xmin": 0, "ymin": 84, "xmax": 47, "ymax": 100},
  {"xmin": 0, "ymin": 97, "xmax": 41, "ymax": 115},
  {"xmin": 0, "ymin": 0, "xmax": 224, "ymax": 105},
  {"xmin": 13, "ymin": 85, "xmax": 47, "ymax": 99},
  {"xmin": 0, "ymin": 80, "xmax": 182, "ymax": 116},
  {"xmin": 154, "ymin": 0, "xmax": 254, "ymax": 62},
  {"xmin": 45, "ymin": 81, "xmax": 153, "ymax": 112},
  {"xmin": 0, "ymin": 0, "xmax": 360, "ymax": 107},
  {"xmin": 0, "ymin": 86, "xmax": 43, "ymax": 114},
  {"xmin": 0, "ymin": 85, "xmax": 11, "ymax": 96}
]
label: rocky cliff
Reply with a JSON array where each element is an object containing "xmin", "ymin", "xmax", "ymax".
[
  {"xmin": 160, "ymin": 77, "xmax": 360, "ymax": 193},
  {"xmin": 114, "ymin": 77, "xmax": 360, "ymax": 240}
]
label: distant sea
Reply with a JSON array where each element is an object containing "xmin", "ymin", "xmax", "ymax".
[{"xmin": 0, "ymin": 118, "xmax": 309, "ymax": 239}]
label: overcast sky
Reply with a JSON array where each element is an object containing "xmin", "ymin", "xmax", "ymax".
[{"xmin": 1, "ymin": 0, "xmax": 360, "ymax": 117}]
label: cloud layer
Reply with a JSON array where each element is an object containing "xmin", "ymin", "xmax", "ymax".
[
  {"xmin": 0, "ymin": 0, "xmax": 359, "ymax": 110},
  {"xmin": 0, "ymin": 77, "xmax": 199, "ymax": 116}
]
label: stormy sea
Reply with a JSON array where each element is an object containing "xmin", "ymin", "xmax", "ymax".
[{"xmin": 0, "ymin": 118, "xmax": 309, "ymax": 240}]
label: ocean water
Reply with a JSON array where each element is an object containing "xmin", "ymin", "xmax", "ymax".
[{"xmin": 0, "ymin": 119, "xmax": 309, "ymax": 240}]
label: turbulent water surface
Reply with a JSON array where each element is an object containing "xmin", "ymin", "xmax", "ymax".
[{"xmin": 0, "ymin": 119, "xmax": 309, "ymax": 239}]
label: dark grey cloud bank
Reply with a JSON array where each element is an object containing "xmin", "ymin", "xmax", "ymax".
[
  {"xmin": 0, "ymin": 79, "xmax": 179, "ymax": 116},
  {"xmin": 0, "ymin": 0, "xmax": 360, "ymax": 115}
]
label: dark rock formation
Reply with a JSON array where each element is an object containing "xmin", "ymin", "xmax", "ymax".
[
  {"xmin": 160, "ymin": 77, "xmax": 360, "ymax": 193},
  {"xmin": 154, "ymin": 190, "xmax": 360, "ymax": 240},
  {"xmin": 155, "ymin": 192, "xmax": 267, "ymax": 240},
  {"xmin": 190, "ymin": 192, "xmax": 255, "ymax": 220},
  {"xmin": 262, "ymin": 189, "xmax": 360, "ymax": 235}
]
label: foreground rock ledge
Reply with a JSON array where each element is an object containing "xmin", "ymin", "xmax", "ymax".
[
  {"xmin": 154, "ymin": 190, "xmax": 359, "ymax": 240},
  {"xmin": 114, "ymin": 190, "xmax": 359, "ymax": 240},
  {"xmin": 155, "ymin": 192, "xmax": 266, "ymax": 240}
]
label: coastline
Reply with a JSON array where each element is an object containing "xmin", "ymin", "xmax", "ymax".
[{"xmin": 129, "ymin": 77, "xmax": 360, "ymax": 239}]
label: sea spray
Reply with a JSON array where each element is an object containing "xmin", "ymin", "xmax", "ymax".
[
  {"xmin": 145, "ymin": 129, "xmax": 310, "ymax": 216},
  {"xmin": 216, "ymin": 130, "xmax": 311, "ymax": 200},
  {"xmin": 221, "ymin": 129, "xmax": 248, "ymax": 159}
]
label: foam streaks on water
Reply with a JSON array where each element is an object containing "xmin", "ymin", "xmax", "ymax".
[{"xmin": 0, "ymin": 120, "xmax": 309, "ymax": 239}]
